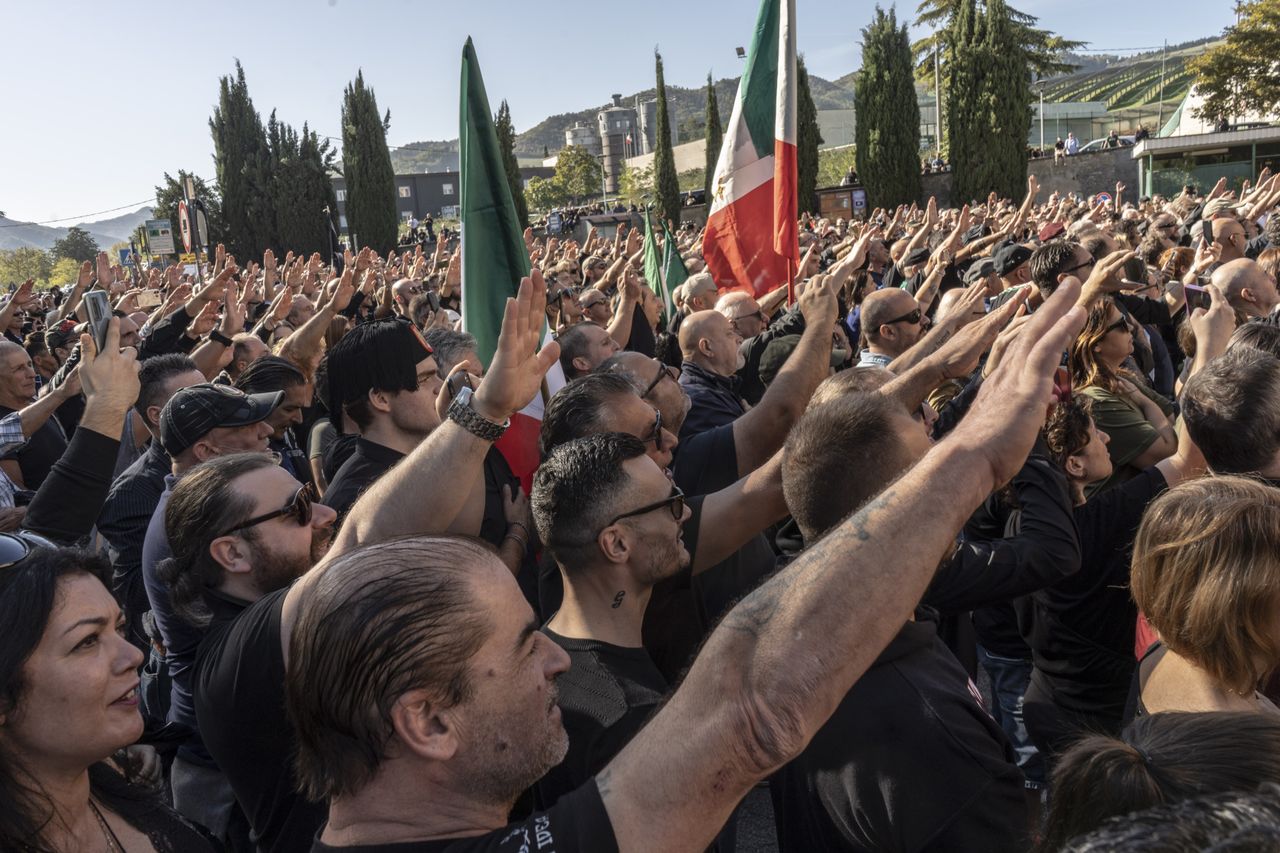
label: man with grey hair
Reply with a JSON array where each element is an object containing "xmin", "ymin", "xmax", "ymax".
[
  {"xmin": 715, "ymin": 290, "xmax": 808, "ymax": 405},
  {"xmin": 668, "ymin": 271, "xmax": 718, "ymax": 340}
]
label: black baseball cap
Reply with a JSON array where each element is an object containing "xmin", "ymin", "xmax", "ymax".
[
  {"xmin": 994, "ymin": 243, "xmax": 1033, "ymax": 277},
  {"xmin": 159, "ymin": 383, "xmax": 282, "ymax": 457}
]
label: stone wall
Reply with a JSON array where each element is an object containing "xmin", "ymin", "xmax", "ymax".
[{"xmin": 917, "ymin": 146, "xmax": 1139, "ymax": 207}]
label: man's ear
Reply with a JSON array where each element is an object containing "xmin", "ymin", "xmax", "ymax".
[
  {"xmin": 368, "ymin": 387, "xmax": 394, "ymax": 415},
  {"xmin": 208, "ymin": 535, "xmax": 253, "ymax": 576},
  {"xmin": 390, "ymin": 688, "xmax": 460, "ymax": 763}
]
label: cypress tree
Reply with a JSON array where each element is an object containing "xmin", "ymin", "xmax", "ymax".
[
  {"xmin": 652, "ymin": 50, "xmax": 682, "ymax": 227},
  {"xmin": 209, "ymin": 61, "xmax": 275, "ymax": 259},
  {"xmin": 945, "ymin": 0, "xmax": 989, "ymax": 204},
  {"xmin": 854, "ymin": 6, "xmax": 922, "ymax": 208},
  {"xmin": 270, "ymin": 111, "xmax": 338, "ymax": 256},
  {"xmin": 796, "ymin": 56, "xmax": 824, "ymax": 215},
  {"xmin": 494, "ymin": 100, "xmax": 529, "ymax": 228},
  {"xmin": 341, "ymin": 70, "xmax": 398, "ymax": 253},
  {"xmin": 983, "ymin": 0, "xmax": 1031, "ymax": 201},
  {"xmin": 703, "ymin": 72, "xmax": 723, "ymax": 205}
]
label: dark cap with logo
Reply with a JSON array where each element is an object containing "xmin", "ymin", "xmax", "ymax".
[
  {"xmin": 994, "ymin": 243, "xmax": 1033, "ymax": 277},
  {"xmin": 159, "ymin": 383, "xmax": 282, "ymax": 457}
]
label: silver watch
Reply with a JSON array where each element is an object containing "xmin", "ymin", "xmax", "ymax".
[{"xmin": 447, "ymin": 386, "xmax": 509, "ymax": 441}]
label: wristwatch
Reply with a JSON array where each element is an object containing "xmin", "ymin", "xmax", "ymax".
[{"xmin": 447, "ymin": 386, "xmax": 509, "ymax": 441}]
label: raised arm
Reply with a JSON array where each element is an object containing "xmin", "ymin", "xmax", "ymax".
[
  {"xmin": 596, "ymin": 278, "xmax": 1086, "ymax": 853},
  {"xmin": 731, "ymin": 274, "xmax": 836, "ymax": 475}
]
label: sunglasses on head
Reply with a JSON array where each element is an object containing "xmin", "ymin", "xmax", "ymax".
[
  {"xmin": 219, "ymin": 483, "xmax": 316, "ymax": 538},
  {"xmin": 0, "ymin": 532, "xmax": 56, "ymax": 571}
]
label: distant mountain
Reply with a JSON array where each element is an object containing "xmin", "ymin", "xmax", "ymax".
[
  {"xmin": 0, "ymin": 206, "xmax": 154, "ymax": 252},
  {"xmin": 389, "ymin": 73, "xmax": 857, "ymax": 174}
]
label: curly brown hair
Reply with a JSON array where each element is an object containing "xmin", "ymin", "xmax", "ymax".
[{"xmin": 1042, "ymin": 397, "xmax": 1095, "ymax": 471}]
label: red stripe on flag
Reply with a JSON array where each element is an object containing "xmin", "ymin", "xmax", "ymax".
[
  {"xmin": 495, "ymin": 411, "xmax": 543, "ymax": 496},
  {"xmin": 703, "ymin": 180, "xmax": 792, "ymax": 298}
]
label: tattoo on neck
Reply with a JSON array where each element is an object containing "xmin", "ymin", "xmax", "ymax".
[{"xmin": 612, "ymin": 591, "xmax": 625, "ymax": 609}]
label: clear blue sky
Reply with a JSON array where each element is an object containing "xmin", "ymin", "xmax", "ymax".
[{"xmin": 1, "ymin": 0, "xmax": 1233, "ymax": 224}]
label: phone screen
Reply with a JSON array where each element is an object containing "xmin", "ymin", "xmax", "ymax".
[
  {"xmin": 82, "ymin": 291, "xmax": 112, "ymax": 353},
  {"xmin": 1184, "ymin": 283, "xmax": 1212, "ymax": 312}
]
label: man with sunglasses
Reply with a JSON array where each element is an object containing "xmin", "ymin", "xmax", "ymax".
[
  {"xmin": 530, "ymin": 432, "xmax": 691, "ymax": 807},
  {"xmin": 857, "ymin": 289, "xmax": 929, "ymax": 368},
  {"xmin": 137, "ymin": 382, "xmax": 281, "ymax": 843},
  {"xmin": 182, "ymin": 272, "xmax": 561, "ymax": 853}
]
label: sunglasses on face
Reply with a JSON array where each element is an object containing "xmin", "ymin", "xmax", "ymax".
[
  {"xmin": 219, "ymin": 483, "xmax": 316, "ymax": 538},
  {"xmin": 1061, "ymin": 258, "xmax": 1095, "ymax": 278},
  {"xmin": 603, "ymin": 485, "xmax": 687, "ymax": 529},
  {"xmin": 646, "ymin": 408, "xmax": 665, "ymax": 453},
  {"xmin": 731, "ymin": 310, "xmax": 766, "ymax": 325},
  {"xmin": 886, "ymin": 308, "xmax": 923, "ymax": 326},
  {"xmin": 1105, "ymin": 317, "xmax": 1130, "ymax": 335},
  {"xmin": 641, "ymin": 362, "xmax": 680, "ymax": 398}
]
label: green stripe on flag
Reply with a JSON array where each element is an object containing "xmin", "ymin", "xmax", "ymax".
[
  {"xmin": 642, "ymin": 209, "xmax": 668, "ymax": 316},
  {"xmin": 660, "ymin": 221, "xmax": 688, "ymax": 313},
  {"xmin": 460, "ymin": 37, "xmax": 531, "ymax": 365},
  {"xmin": 739, "ymin": 0, "xmax": 780, "ymax": 160}
]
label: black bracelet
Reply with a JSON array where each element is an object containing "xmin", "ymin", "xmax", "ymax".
[{"xmin": 209, "ymin": 329, "xmax": 234, "ymax": 347}]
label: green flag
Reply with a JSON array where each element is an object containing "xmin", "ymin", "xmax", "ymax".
[
  {"xmin": 460, "ymin": 37, "xmax": 531, "ymax": 365},
  {"xmin": 642, "ymin": 208, "xmax": 664, "ymax": 308},
  {"xmin": 660, "ymin": 220, "xmax": 689, "ymax": 311}
]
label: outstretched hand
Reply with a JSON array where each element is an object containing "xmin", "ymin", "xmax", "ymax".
[
  {"xmin": 960, "ymin": 279, "xmax": 1086, "ymax": 486},
  {"xmin": 472, "ymin": 268, "xmax": 561, "ymax": 423}
]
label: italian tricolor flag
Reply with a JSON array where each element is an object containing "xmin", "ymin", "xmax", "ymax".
[
  {"xmin": 703, "ymin": 0, "xmax": 799, "ymax": 298},
  {"xmin": 459, "ymin": 38, "xmax": 563, "ymax": 492}
]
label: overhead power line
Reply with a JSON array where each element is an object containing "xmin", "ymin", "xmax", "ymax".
[{"xmin": 0, "ymin": 199, "xmax": 155, "ymax": 229}]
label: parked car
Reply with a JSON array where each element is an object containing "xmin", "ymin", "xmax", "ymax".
[{"xmin": 1078, "ymin": 135, "xmax": 1136, "ymax": 153}]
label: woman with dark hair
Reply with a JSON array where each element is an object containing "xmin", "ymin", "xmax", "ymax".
[
  {"xmin": 1069, "ymin": 299, "xmax": 1177, "ymax": 493},
  {"xmin": 1040, "ymin": 712, "xmax": 1280, "ymax": 850},
  {"xmin": 0, "ymin": 538, "xmax": 215, "ymax": 852}
]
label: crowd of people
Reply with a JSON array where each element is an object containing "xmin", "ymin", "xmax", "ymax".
[{"xmin": 3, "ymin": 164, "xmax": 1280, "ymax": 853}]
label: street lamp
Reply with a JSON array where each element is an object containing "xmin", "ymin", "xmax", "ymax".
[{"xmin": 1037, "ymin": 84, "xmax": 1045, "ymax": 156}]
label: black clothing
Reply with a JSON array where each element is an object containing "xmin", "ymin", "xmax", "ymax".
[
  {"xmin": 481, "ymin": 447, "xmax": 538, "ymax": 609},
  {"xmin": 322, "ymin": 437, "xmax": 403, "ymax": 523},
  {"xmin": 322, "ymin": 432, "xmax": 360, "ymax": 483},
  {"xmin": 536, "ymin": 630, "xmax": 667, "ymax": 808},
  {"xmin": 91, "ymin": 763, "xmax": 220, "ymax": 852},
  {"xmin": 771, "ymin": 618, "xmax": 1027, "ymax": 853},
  {"xmin": 925, "ymin": 455, "xmax": 1079, "ymax": 613},
  {"xmin": 23, "ymin": 425, "xmax": 118, "ymax": 544},
  {"xmin": 0, "ymin": 402, "xmax": 67, "ymax": 489},
  {"xmin": 99, "ymin": 439, "xmax": 171, "ymax": 646},
  {"xmin": 672, "ymin": 421, "xmax": 738, "ymax": 497},
  {"xmin": 737, "ymin": 305, "xmax": 806, "ymax": 406},
  {"xmin": 195, "ymin": 589, "xmax": 325, "ymax": 853},
  {"xmin": 1021, "ymin": 465, "xmax": 1168, "ymax": 755},
  {"xmin": 627, "ymin": 310, "xmax": 655, "ymax": 357},
  {"xmin": 139, "ymin": 307, "xmax": 198, "ymax": 360},
  {"xmin": 310, "ymin": 779, "xmax": 616, "ymax": 852},
  {"xmin": 679, "ymin": 362, "xmax": 746, "ymax": 441}
]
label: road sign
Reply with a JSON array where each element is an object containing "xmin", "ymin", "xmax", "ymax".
[
  {"xmin": 145, "ymin": 219, "xmax": 175, "ymax": 255},
  {"xmin": 178, "ymin": 201, "xmax": 193, "ymax": 252},
  {"xmin": 1095, "ymin": 192, "xmax": 1112, "ymax": 205}
]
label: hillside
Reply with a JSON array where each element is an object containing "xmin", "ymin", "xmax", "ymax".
[
  {"xmin": 0, "ymin": 206, "xmax": 153, "ymax": 252},
  {"xmin": 388, "ymin": 38, "xmax": 1219, "ymax": 175},
  {"xmin": 390, "ymin": 72, "xmax": 856, "ymax": 174},
  {"xmin": 1038, "ymin": 38, "xmax": 1219, "ymax": 109}
]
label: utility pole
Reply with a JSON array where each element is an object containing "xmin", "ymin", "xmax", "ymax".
[
  {"xmin": 1039, "ymin": 85, "xmax": 1045, "ymax": 155},
  {"xmin": 1157, "ymin": 40, "xmax": 1167, "ymax": 130}
]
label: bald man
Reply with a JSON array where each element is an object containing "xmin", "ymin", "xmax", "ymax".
[
  {"xmin": 1213, "ymin": 258, "xmax": 1279, "ymax": 321},
  {"xmin": 677, "ymin": 309, "xmax": 746, "ymax": 439},
  {"xmin": 857, "ymin": 288, "xmax": 929, "ymax": 367},
  {"xmin": 1210, "ymin": 217, "xmax": 1247, "ymax": 267}
]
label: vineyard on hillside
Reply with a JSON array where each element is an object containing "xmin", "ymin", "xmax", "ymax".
[{"xmin": 1038, "ymin": 39, "xmax": 1220, "ymax": 109}]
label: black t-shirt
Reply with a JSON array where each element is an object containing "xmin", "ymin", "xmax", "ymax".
[
  {"xmin": 323, "ymin": 438, "xmax": 405, "ymax": 524},
  {"xmin": 671, "ymin": 421, "xmax": 738, "ymax": 497},
  {"xmin": 0, "ymin": 402, "xmax": 67, "ymax": 489},
  {"xmin": 194, "ymin": 589, "xmax": 326, "ymax": 853},
  {"xmin": 536, "ymin": 630, "xmax": 668, "ymax": 808},
  {"xmin": 310, "ymin": 779, "xmax": 617, "ymax": 852},
  {"xmin": 1020, "ymin": 466, "xmax": 1168, "ymax": 721},
  {"xmin": 770, "ymin": 618, "xmax": 1027, "ymax": 853}
]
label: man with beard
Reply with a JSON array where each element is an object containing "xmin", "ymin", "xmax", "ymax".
[
  {"xmin": 530, "ymin": 433, "xmax": 690, "ymax": 807},
  {"xmin": 184, "ymin": 270, "xmax": 562, "ymax": 853}
]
